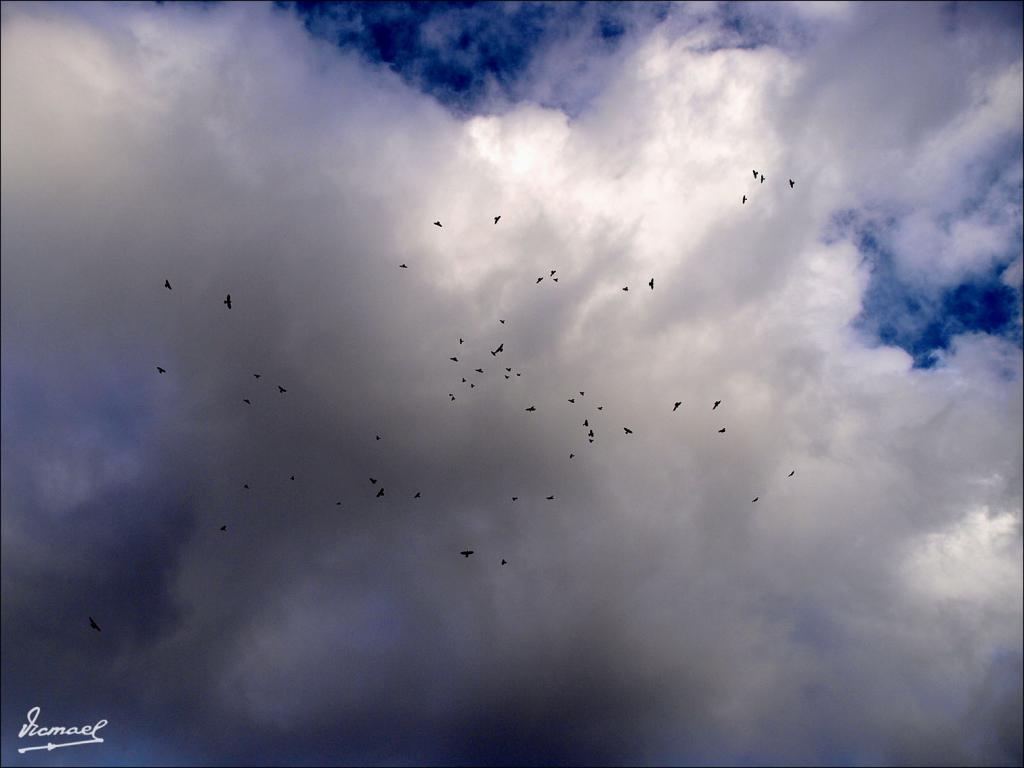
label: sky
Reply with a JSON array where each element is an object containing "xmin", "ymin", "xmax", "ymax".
[{"xmin": 1, "ymin": 1, "xmax": 1022, "ymax": 766}]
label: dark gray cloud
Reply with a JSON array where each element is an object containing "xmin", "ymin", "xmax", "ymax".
[{"xmin": 2, "ymin": 2, "xmax": 1021, "ymax": 766}]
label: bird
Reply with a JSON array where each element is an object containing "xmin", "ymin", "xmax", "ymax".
[
  {"xmin": 376, "ymin": 434, "xmax": 381, "ymax": 440},
  {"xmin": 525, "ymin": 406, "xmax": 536, "ymax": 412},
  {"xmin": 460, "ymin": 550, "xmax": 474, "ymax": 558},
  {"xmin": 462, "ymin": 377, "xmax": 467, "ymax": 383},
  {"xmin": 753, "ymin": 169, "xmax": 758, "ymax": 178},
  {"xmin": 376, "ymin": 487, "xmax": 384, "ymax": 498},
  {"xmin": 579, "ymin": 391, "xmax": 585, "ymax": 396},
  {"xmin": 459, "ymin": 338, "xmax": 464, "ymax": 345},
  {"xmin": 622, "ymin": 286, "xmax": 629, "ymax": 291},
  {"xmin": 434, "ymin": 221, "xmax": 442, "ymax": 227},
  {"xmin": 475, "ymin": 368, "xmax": 483, "ymax": 373},
  {"xmin": 649, "ymin": 278, "xmax": 654, "ymax": 290},
  {"xmin": 414, "ymin": 492, "xmax": 421, "ymax": 498},
  {"xmin": 568, "ymin": 398, "xmax": 575, "ymax": 403},
  {"xmin": 243, "ymin": 398, "xmax": 251, "ymax": 405},
  {"xmin": 673, "ymin": 401, "xmax": 681, "ymax": 411},
  {"xmin": 506, "ymin": 367, "xmax": 512, "ymax": 372},
  {"xmin": 789, "ymin": 179, "xmax": 795, "ymax": 188},
  {"xmin": 550, "ymin": 270, "xmax": 557, "ymax": 276},
  {"xmin": 751, "ymin": 497, "xmax": 758, "ymax": 503},
  {"xmin": 164, "ymin": 279, "xmax": 172, "ymax": 290},
  {"xmin": 760, "ymin": 173, "xmax": 765, "ymax": 183},
  {"xmin": 243, "ymin": 484, "xmax": 250, "ymax": 489},
  {"xmin": 156, "ymin": 366, "xmax": 166, "ymax": 374},
  {"xmin": 491, "ymin": 343, "xmax": 503, "ymax": 356},
  {"xmin": 713, "ymin": 400, "xmax": 721, "ymax": 410},
  {"xmin": 569, "ymin": 453, "xmax": 575, "ymax": 459},
  {"xmin": 470, "ymin": 383, "xmax": 475, "ymax": 389},
  {"xmin": 253, "ymin": 373, "xmax": 261, "ymax": 379},
  {"xmin": 289, "ymin": 474, "xmax": 295, "ymax": 481},
  {"xmin": 588, "ymin": 429, "xmax": 594, "ymax": 438},
  {"xmin": 449, "ymin": 393, "xmax": 456, "ymax": 401},
  {"xmin": 220, "ymin": 524, "xmax": 228, "ymax": 531},
  {"xmin": 278, "ymin": 386, "xmax": 287, "ymax": 393},
  {"xmin": 788, "ymin": 470, "xmax": 795, "ymax": 477},
  {"xmin": 336, "ymin": 501, "xmax": 342, "ymax": 506},
  {"xmin": 494, "ymin": 215, "xmax": 501, "ymax": 224},
  {"xmin": 224, "ymin": 294, "xmax": 232, "ymax": 309},
  {"xmin": 553, "ymin": 277, "xmax": 559, "ymax": 282},
  {"xmin": 718, "ymin": 428, "xmax": 726, "ymax": 433},
  {"xmin": 623, "ymin": 427, "xmax": 633, "ymax": 434},
  {"xmin": 536, "ymin": 277, "xmax": 544, "ymax": 284},
  {"xmin": 501, "ymin": 559, "xmax": 507, "ymax": 565},
  {"xmin": 89, "ymin": 617, "xmax": 101, "ymax": 632},
  {"xmin": 399, "ymin": 263, "xmax": 408, "ymax": 269},
  {"xmin": 450, "ymin": 357, "xmax": 459, "ymax": 363},
  {"xmin": 742, "ymin": 195, "xmax": 747, "ymax": 204},
  {"xmin": 597, "ymin": 406, "xmax": 603, "ymax": 411},
  {"xmin": 546, "ymin": 495, "xmax": 555, "ymax": 500},
  {"xmin": 512, "ymin": 496, "xmax": 518, "ymax": 501},
  {"xmin": 505, "ymin": 375, "xmax": 510, "ymax": 379},
  {"xmin": 369, "ymin": 477, "xmax": 377, "ymax": 484},
  {"xmin": 499, "ymin": 319, "xmax": 506, "ymax": 325}
]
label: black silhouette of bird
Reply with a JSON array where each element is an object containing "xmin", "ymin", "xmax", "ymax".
[
  {"xmin": 253, "ymin": 373, "xmax": 261, "ymax": 379},
  {"xmin": 597, "ymin": 406, "xmax": 603, "ymax": 411},
  {"xmin": 506, "ymin": 368, "xmax": 512, "ymax": 372},
  {"xmin": 583, "ymin": 419, "xmax": 589, "ymax": 426},
  {"xmin": 673, "ymin": 401, "xmax": 681, "ymax": 411},
  {"xmin": 459, "ymin": 338, "xmax": 464, "ymax": 345},
  {"xmin": 156, "ymin": 366, "xmax": 166, "ymax": 374},
  {"xmin": 224, "ymin": 294, "xmax": 232, "ymax": 309},
  {"xmin": 742, "ymin": 195, "xmax": 747, "ymax": 204},
  {"xmin": 494, "ymin": 215, "xmax": 501, "ymax": 224},
  {"xmin": 434, "ymin": 221, "xmax": 442, "ymax": 227},
  {"xmin": 568, "ymin": 398, "xmax": 575, "ymax": 403},
  {"xmin": 505, "ymin": 375, "xmax": 510, "ymax": 379},
  {"xmin": 753, "ymin": 169, "xmax": 758, "ymax": 178},
  {"xmin": 491, "ymin": 343, "xmax": 503, "ymax": 356},
  {"xmin": 499, "ymin": 319, "xmax": 505, "ymax": 324},
  {"xmin": 536, "ymin": 277, "xmax": 543, "ymax": 284},
  {"xmin": 649, "ymin": 278, "xmax": 654, "ymax": 290},
  {"xmin": 579, "ymin": 391, "xmax": 584, "ymax": 396},
  {"xmin": 789, "ymin": 179, "xmax": 795, "ymax": 188},
  {"xmin": 243, "ymin": 484, "xmax": 250, "ymax": 489},
  {"xmin": 525, "ymin": 406, "xmax": 536, "ymax": 412},
  {"xmin": 588, "ymin": 438, "xmax": 594, "ymax": 443},
  {"xmin": 450, "ymin": 393, "xmax": 456, "ymax": 401},
  {"xmin": 475, "ymin": 368, "xmax": 483, "ymax": 373},
  {"xmin": 289, "ymin": 474, "xmax": 295, "ymax": 481},
  {"xmin": 376, "ymin": 434, "xmax": 381, "ymax": 440},
  {"xmin": 460, "ymin": 550, "xmax": 473, "ymax": 557},
  {"xmin": 512, "ymin": 496, "xmax": 518, "ymax": 501},
  {"xmin": 278, "ymin": 386, "xmax": 287, "ymax": 393},
  {"xmin": 553, "ymin": 277, "xmax": 559, "ymax": 282},
  {"xmin": 623, "ymin": 427, "xmax": 633, "ymax": 434},
  {"xmin": 450, "ymin": 357, "xmax": 459, "ymax": 362},
  {"xmin": 414, "ymin": 492, "xmax": 421, "ymax": 498},
  {"xmin": 752, "ymin": 497, "xmax": 758, "ymax": 503},
  {"xmin": 588, "ymin": 429, "xmax": 594, "ymax": 438},
  {"xmin": 788, "ymin": 470, "xmax": 795, "ymax": 477},
  {"xmin": 470, "ymin": 383, "xmax": 475, "ymax": 389},
  {"xmin": 89, "ymin": 616, "xmax": 101, "ymax": 632},
  {"xmin": 399, "ymin": 263, "xmax": 408, "ymax": 269},
  {"xmin": 569, "ymin": 453, "xmax": 575, "ymax": 459},
  {"xmin": 713, "ymin": 400, "xmax": 721, "ymax": 410},
  {"xmin": 220, "ymin": 524, "xmax": 228, "ymax": 531},
  {"xmin": 622, "ymin": 286, "xmax": 629, "ymax": 291},
  {"xmin": 550, "ymin": 270, "xmax": 557, "ymax": 276},
  {"xmin": 760, "ymin": 173, "xmax": 765, "ymax": 183},
  {"xmin": 164, "ymin": 279, "xmax": 172, "ymax": 290},
  {"xmin": 376, "ymin": 487, "xmax": 384, "ymax": 498},
  {"xmin": 243, "ymin": 398, "xmax": 251, "ymax": 405},
  {"xmin": 501, "ymin": 559, "xmax": 507, "ymax": 565},
  {"xmin": 369, "ymin": 477, "xmax": 377, "ymax": 484},
  {"xmin": 718, "ymin": 428, "xmax": 726, "ymax": 433},
  {"xmin": 336, "ymin": 501, "xmax": 342, "ymax": 506},
  {"xmin": 546, "ymin": 495, "xmax": 555, "ymax": 500}
]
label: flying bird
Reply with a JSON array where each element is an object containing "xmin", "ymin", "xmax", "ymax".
[
  {"xmin": 505, "ymin": 375, "xmax": 510, "ymax": 379},
  {"xmin": 622, "ymin": 286, "xmax": 629, "ymax": 291},
  {"xmin": 742, "ymin": 195, "xmax": 747, "ymax": 204},
  {"xmin": 760, "ymin": 173, "xmax": 765, "ymax": 183},
  {"xmin": 253, "ymin": 373, "xmax": 261, "ymax": 379},
  {"xmin": 718, "ymin": 428, "xmax": 726, "ymax": 433},
  {"xmin": 336, "ymin": 501, "xmax": 342, "ymax": 506},
  {"xmin": 89, "ymin": 617, "xmax": 101, "ymax": 632},
  {"xmin": 536, "ymin": 277, "xmax": 544, "ymax": 284},
  {"xmin": 568, "ymin": 398, "xmax": 575, "ymax": 403},
  {"xmin": 289, "ymin": 475, "xmax": 295, "ymax": 481},
  {"xmin": 525, "ymin": 406, "xmax": 536, "ymax": 412},
  {"xmin": 460, "ymin": 550, "xmax": 474, "ymax": 558},
  {"xmin": 434, "ymin": 221, "xmax": 442, "ymax": 228},
  {"xmin": 278, "ymin": 386, "xmax": 287, "ymax": 393},
  {"xmin": 156, "ymin": 366, "xmax": 166, "ymax": 374},
  {"xmin": 588, "ymin": 429, "xmax": 594, "ymax": 438},
  {"xmin": 242, "ymin": 398, "xmax": 251, "ymax": 405},
  {"xmin": 550, "ymin": 270, "xmax": 557, "ymax": 276},
  {"xmin": 512, "ymin": 496, "xmax": 518, "ymax": 501},
  {"xmin": 753, "ymin": 169, "xmax": 758, "ymax": 178},
  {"xmin": 789, "ymin": 179, "xmax": 795, "ymax": 188},
  {"xmin": 752, "ymin": 497, "xmax": 759, "ymax": 503},
  {"xmin": 649, "ymin": 278, "xmax": 654, "ymax": 290},
  {"xmin": 553, "ymin": 277, "xmax": 559, "ymax": 282},
  {"xmin": 569, "ymin": 453, "xmax": 575, "ymax": 459},
  {"xmin": 597, "ymin": 406, "xmax": 603, "ymax": 411},
  {"xmin": 459, "ymin": 338, "xmax": 464, "ymax": 345},
  {"xmin": 220, "ymin": 525, "xmax": 228, "ymax": 531},
  {"xmin": 450, "ymin": 393, "xmax": 456, "ymax": 401},
  {"xmin": 399, "ymin": 263, "xmax": 408, "ymax": 269},
  {"xmin": 494, "ymin": 215, "xmax": 501, "ymax": 224},
  {"xmin": 713, "ymin": 400, "xmax": 721, "ymax": 410},
  {"xmin": 450, "ymin": 357, "xmax": 459, "ymax": 362},
  {"xmin": 376, "ymin": 487, "xmax": 385, "ymax": 498},
  {"xmin": 164, "ymin": 279, "xmax": 172, "ymax": 290},
  {"xmin": 673, "ymin": 401, "xmax": 681, "ymax": 411},
  {"xmin": 475, "ymin": 368, "xmax": 483, "ymax": 373},
  {"xmin": 583, "ymin": 419, "xmax": 589, "ymax": 427},
  {"xmin": 579, "ymin": 391, "xmax": 584, "ymax": 396},
  {"xmin": 501, "ymin": 559, "xmax": 507, "ymax": 565},
  {"xmin": 788, "ymin": 470, "xmax": 795, "ymax": 477},
  {"xmin": 623, "ymin": 427, "xmax": 633, "ymax": 434},
  {"xmin": 491, "ymin": 343, "xmax": 503, "ymax": 356},
  {"xmin": 243, "ymin": 484, "xmax": 250, "ymax": 489},
  {"xmin": 499, "ymin": 319, "xmax": 505, "ymax": 324},
  {"xmin": 414, "ymin": 492, "xmax": 421, "ymax": 498},
  {"xmin": 546, "ymin": 495, "xmax": 555, "ymax": 500},
  {"xmin": 376, "ymin": 434, "xmax": 381, "ymax": 440},
  {"xmin": 224, "ymin": 294, "xmax": 232, "ymax": 309},
  {"xmin": 369, "ymin": 477, "xmax": 377, "ymax": 484}
]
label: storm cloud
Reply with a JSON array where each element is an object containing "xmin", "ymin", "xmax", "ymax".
[{"xmin": 2, "ymin": 2, "xmax": 1021, "ymax": 765}]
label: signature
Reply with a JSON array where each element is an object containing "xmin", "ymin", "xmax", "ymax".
[{"xmin": 17, "ymin": 706, "xmax": 107, "ymax": 753}]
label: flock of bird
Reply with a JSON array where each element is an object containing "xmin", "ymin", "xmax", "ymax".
[{"xmin": 91, "ymin": 170, "xmax": 798, "ymax": 632}]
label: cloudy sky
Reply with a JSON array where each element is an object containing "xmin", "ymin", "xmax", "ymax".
[{"xmin": 1, "ymin": 1, "xmax": 1022, "ymax": 765}]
